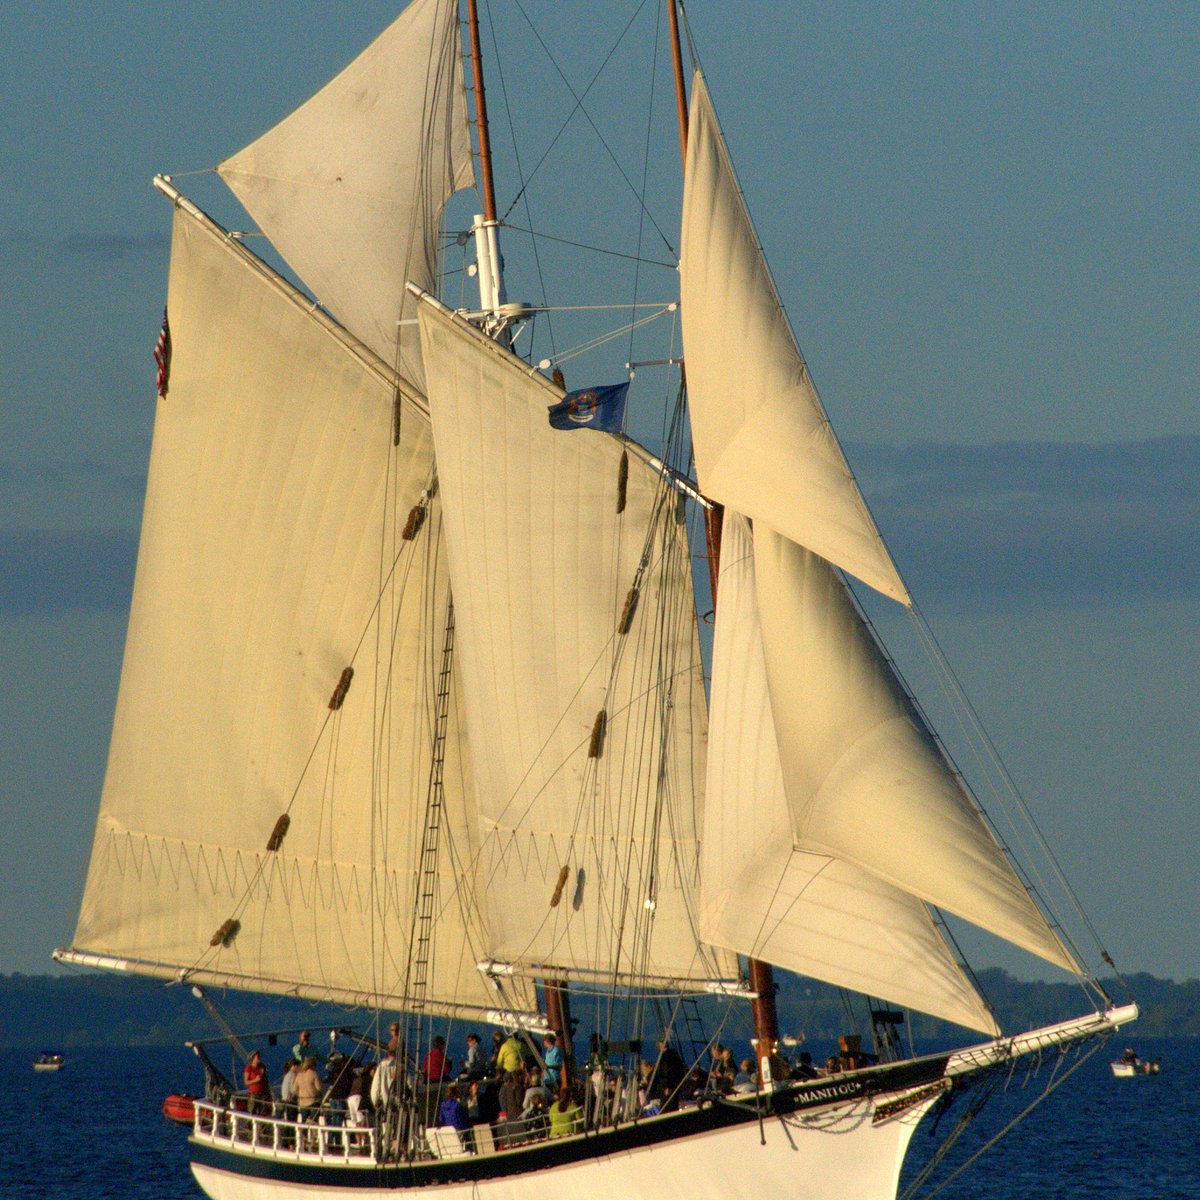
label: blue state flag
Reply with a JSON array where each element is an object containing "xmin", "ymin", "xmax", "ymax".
[{"xmin": 547, "ymin": 381, "xmax": 629, "ymax": 432}]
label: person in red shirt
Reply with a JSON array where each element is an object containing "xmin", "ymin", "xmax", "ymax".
[
  {"xmin": 244, "ymin": 1050, "xmax": 271, "ymax": 1115},
  {"xmin": 423, "ymin": 1035, "xmax": 451, "ymax": 1081}
]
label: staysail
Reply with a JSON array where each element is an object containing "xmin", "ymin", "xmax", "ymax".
[
  {"xmin": 680, "ymin": 73, "xmax": 908, "ymax": 605},
  {"xmin": 416, "ymin": 293, "xmax": 733, "ymax": 989},
  {"xmin": 61, "ymin": 196, "xmax": 532, "ymax": 1022},
  {"xmin": 701, "ymin": 514, "xmax": 999, "ymax": 1034},
  {"xmin": 218, "ymin": 0, "xmax": 473, "ymax": 389},
  {"xmin": 748, "ymin": 520, "xmax": 1077, "ymax": 972}
]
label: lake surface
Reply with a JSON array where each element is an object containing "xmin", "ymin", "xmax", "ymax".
[{"xmin": 1, "ymin": 1037, "xmax": 1191, "ymax": 1198}]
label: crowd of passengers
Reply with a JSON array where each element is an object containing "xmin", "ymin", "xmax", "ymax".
[{"xmin": 232, "ymin": 1022, "xmax": 876, "ymax": 1153}]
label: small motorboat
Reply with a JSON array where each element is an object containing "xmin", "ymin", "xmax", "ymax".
[
  {"xmin": 33, "ymin": 1052, "xmax": 64, "ymax": 1072},
  {"xmin": 1111, "ymin": 1050, "xmax": 1161, "ymax": 1077}
]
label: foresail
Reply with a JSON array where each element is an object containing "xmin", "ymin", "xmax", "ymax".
[
  {"xmin": 680, "ymin": 73, "xmax": 908, "ymax": 605},
  {"xmin": 218, "ymin": 0, "xmax": 473, "ymax": 389},
  {"xmin": 65, "ymin": 198, "xmax": 531, "ymax": 1022},
  {"xmin": 416, "ymin": 295, "xmax": 733, "ymax": 989},
  {"xmin": 749, "ymin": 521, "xmax": 1079, "ymax": 974},
  {"xmin": 702, "ymin": 514, "xmax": 999, "ymax": 1035}
]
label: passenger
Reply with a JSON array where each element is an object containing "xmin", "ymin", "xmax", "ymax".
[
  {"xmin": 437, "ymin": 1083, "xmax": 471, "ymax": 1133},
  {"xmin": 293, "ymin": 1057, "xmax": 322, "ymax": 1116},
  {"xmin": 489, "ymin": 1030, "xmax": 505, "ymax": 1074},
  {"xmin": 709, "ymin": 1044, "xmax": 735, "ymax": 1093},
  {"xmin": 243, "ymin": 1049, "xmax": 271, "ymax": 1115},
  {"xmin": 637, "ymin": 1059, "xmax": 654, "ymax": 1109},
  {"xmin": 732, "ymin": 1058, "xmax": 757, "ymax": 1094},
  {"xmin": 325, "ymin": 1048, "xmax": 353, "ymax": 1116},
  {"xmin": 653, "ymin": 1038, "xmax": 686, "ymax": 1108},
  {"xmin": 346, "ymin": 1065, "xmax": 368, "ymax": 1128},
  {"xmin": 387, "ymin": 1022, "xmax": 406, "ymax": 1062},
  {"xmin": 548, "ymin": 1086, "xmax": 583, "ymax": 1138},
  {"xmin": 473, "ymin": 1076, "xmax": 501, "ymax": 1126},
  {"xmin": 680, "ymin": 1064, "xmax": 707, "ymax": 1102},
  {"xmin": 521, "ymin": 1066, "xmax": 550, "ymax": 1117},
  {"xmin": 791, "ymin": 1051, "xmax": 818, "ymax": 1080},
  {"xmin": 521, "ymin": 1069, "xmax": 550, "ymax": 1140},
  {"xmin": 496, "ymin": 1030, "xmax": 524, "ymax": 1076},
  {"xmin": 498, "ymin": 1070, "xmax": 524, "ymax": 1146},
  {"xmin": 279, "ymin": 1059, "xmax": 297, "ymax": 1119},
  {"xmin": 542, "ymin": 1032, "xmax": 563, "ymax": 1091},
  {"xmin": 460, "ymin": 1032, "xmax": 485, "ymax": 1080},
  {"xmin": 424, "ymin": 1035, "xmax": 451, "ymax": 1082},
  {"xmin": 371, "ymin": 1047, "xmax": 398, "ymax": 1112},
  {"xmin": 291, "ymin": 1029, "xmax": 313, "ymax": 1065}
]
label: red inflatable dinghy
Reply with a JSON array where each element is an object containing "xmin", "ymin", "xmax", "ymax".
[{"xmin": 162, "ymin": 1094, "xmax": 196, "ymax": 1125}]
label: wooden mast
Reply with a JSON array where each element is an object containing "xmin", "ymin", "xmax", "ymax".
[
  {"xmin": 666, "ymin": 0, "xmax": 781, "ymax": 1088},
  {"xmin": 667, "ymin": 0, "xmax": 689, "ymax": 174},
  {"xmin": 465, "ymin": 0, "xmax": 498, "ymax": 222},
  {"xmin": 466, "ymin": 0, "xmax": 573, "ymax": 1067}
]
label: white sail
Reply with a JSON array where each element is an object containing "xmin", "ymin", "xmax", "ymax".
[
  {"xmin": 416, "ymin": 294, "xmax": 731, "ymax": 988},
  {"xmin": 218, "ymin": 0, "xmax": 473, "ymax": 388},
  {"xmin": 702, "ymin": 513, "xmax": 998, "ymax": 1034},
  {"xmin": 748, "ymin": 520, "xmax": 1078, "ymax": 973},
  {"xmin": 65, "ymin": 199, "xmax": 532, "ymax": 1021},
  {"xmin": 680, "ymin": 73, "xmax": 908, "ymax": 605}
]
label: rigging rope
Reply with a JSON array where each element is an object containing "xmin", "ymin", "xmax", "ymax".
[
  {"xmin": 902, "ymin": 1037, "xmax": 1107, "ymax": 1200},
  {"xmin": 904, "ymin": 595, "xmax": 1117, "ymax": 1002},
  {"xmin": 502, "ymin": 0, "xmax": 677, "ymax": 262}
]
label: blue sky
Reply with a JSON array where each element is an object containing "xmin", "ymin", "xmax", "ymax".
[{"xmin": 1, "ymin": 1, "xmax": 1197, "ymax": 986}]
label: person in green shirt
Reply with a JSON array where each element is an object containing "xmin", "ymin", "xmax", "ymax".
[
  {"xmin": 548, "ymin": 1086, "xmax": 582, "ymax": 1138},
  {"xmin": 496, "ymin": 1031, "xmax": 524, "ymax": 1076}
]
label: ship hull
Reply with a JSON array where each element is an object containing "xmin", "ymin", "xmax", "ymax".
[
  {"xmin": 189, "ymin": 1071, "xmax": 949, "ymax": 1200},
  {"xmin": 186, "ymin": 1005, "xmax": 1139, "ymax": 1200}
]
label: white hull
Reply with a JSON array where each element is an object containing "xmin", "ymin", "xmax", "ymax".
[
  {"xmin": 185, "ymin": 1004, "xmax": 1138, "ymax": 1200},
  {"xmin": 191, "ymin": 1087, "xmax": 941, "ymax": 1200}
]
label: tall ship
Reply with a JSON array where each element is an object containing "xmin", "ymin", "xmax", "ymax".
[{"xmin": 57, "ymin": 3, "xmax": 1136, "ymax": 1198}]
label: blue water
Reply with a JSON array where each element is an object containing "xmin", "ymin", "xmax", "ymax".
[{"xmin": 1, "ymin": 1038, "xmax": 1192, "ymax": 1198}]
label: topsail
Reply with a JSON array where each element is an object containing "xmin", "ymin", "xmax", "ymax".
[{"xmin": 218, "ymin": 0, "xmax": 473, "ymax": 389}]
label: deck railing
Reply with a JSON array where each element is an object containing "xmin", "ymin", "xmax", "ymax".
[
  {"xmin": 191, "ymin": 1099, "xmax": 593, "ymax": 1164},
  {"xmin": 193, "ymin": 1101, "xmax": 378, "ymax": 1165}
]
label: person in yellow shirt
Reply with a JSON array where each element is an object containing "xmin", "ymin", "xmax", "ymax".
[
  {"xmin": 548, "ymin": 1087, "xmax": 582, "ymax": 1138},
  {"xmin": 496, "ymin": 1031, "xmax": 524, "ymax": 1076}
]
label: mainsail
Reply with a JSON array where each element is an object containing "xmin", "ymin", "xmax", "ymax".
[
  {"xmin": 416, "ymin": 294, "xmax": 732, "ymax": 989},
  {"xmin": 680, "ymin": 73, "xmax": 908, "ymax": 605},
  {"xmin": 218, "ymin": 0, "xmax": 473, "ymax": 389},
  {"xmin": 63, "ymin": 197, "xmax": 532, "ymax": 1021}
]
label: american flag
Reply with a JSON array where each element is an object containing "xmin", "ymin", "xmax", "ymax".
[{"xmin": 154, "ymin": 307, "xmax": 171, "ymax": 398}]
